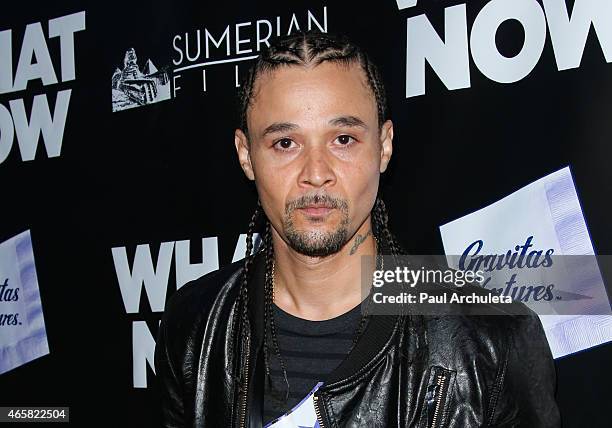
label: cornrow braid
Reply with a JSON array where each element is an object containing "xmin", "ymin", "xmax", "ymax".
[
  {"xmin": 373, "ymin": 197, "xmax": 407, "ymax": 258},
  {"xmin": 234, "ymin": 200, "xmax": 262, "ymax": 390},
  {"xmin": 262, "ymin": 222, "xmax": 273, "ymax": 384},
  {"xmin": 361, "ymin": 54, "xmax": 388, "ymax": 132},
  {"xmin": 237, "ymin": 30, "xmax": 389, "ymax": 140},
  {"xmin": 346, "ymin": 196, "xmax": 408, "ymax": 354},
  {"xmin": 262, "ymin": 223, "xmax": 291, "ymax": 402}
]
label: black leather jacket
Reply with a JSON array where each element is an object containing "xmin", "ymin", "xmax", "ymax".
[{"xmin": 155, "ymin": 249, "xmax": 561, "ymax": 427}]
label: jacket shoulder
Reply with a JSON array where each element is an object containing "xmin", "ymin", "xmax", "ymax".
[
  {"xmin": 154, "ymin": 256, "xmax": 249, "ymax": 427},
  {"xmin": 423, "ymin": 290, "xmax": 559, "ymax": 426},
  {"xmin": 425, "ymin": 282, "xmax": 545, "ymax": 359},
  {"xmin": 162, "ymin": 256, "xmax": 246, "ymax": 329}
]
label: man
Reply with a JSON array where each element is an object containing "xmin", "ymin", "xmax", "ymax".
[{"xmin": 155, "ymin": 30, "xmax": 561, "ymax": 427}]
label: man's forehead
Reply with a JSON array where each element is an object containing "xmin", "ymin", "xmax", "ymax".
[{"xmin": 248, "ymin": 62, "xmax": 377, "ymax": 134}]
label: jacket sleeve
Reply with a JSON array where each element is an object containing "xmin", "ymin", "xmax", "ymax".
[
  {"xmin": 154, "ymin": 305, "xmax": 186, "ymax": 428},
  {"xmin": 489, "ymin": 313, "xmax": 561, "ymax": 427}
]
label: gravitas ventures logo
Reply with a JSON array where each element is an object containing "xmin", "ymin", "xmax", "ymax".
[
  {"xmin": 457, "ymin": 235, "xmax": 591, "ymax": 303},
  {"xmin": 397, "ymin": 0, "xmax": 612, "ymax": 97}
]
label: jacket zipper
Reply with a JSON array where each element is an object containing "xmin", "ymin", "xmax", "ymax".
[
  {"xmin": 239, "ymin": 333, "xmax": 250, "ymax": 428},
  {"xmin": 428, "ymin": 371, "xmax": 449, "ymax": 428},
  {"xmin": 313, "ymin": 393, "xmax": 326, "ymax": 428}
]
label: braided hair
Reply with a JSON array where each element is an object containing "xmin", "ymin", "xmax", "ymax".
[
  {"xmin": 237, "ymin": 30, "xmax": 389, "ymax": 140},
  {"xmin": 235, "ymin": 30, "xmax": 424, "ymax": 401}
]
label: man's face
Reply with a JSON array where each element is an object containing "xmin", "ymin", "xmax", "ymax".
[{"xmin": 235, "ymin": 61, "xmax": 393, "ymax": 257}]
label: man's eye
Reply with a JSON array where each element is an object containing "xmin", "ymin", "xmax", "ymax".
[
  {"xmin": 274, "ymin": 138, "xmax": 296, "ymax": 150},
  {"xmin": 337, "ymin": 135, "xmax": 356, "ymax": 145}
]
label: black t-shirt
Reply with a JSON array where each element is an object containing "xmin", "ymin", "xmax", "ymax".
[{"xmin": 263, "ymin": 301, "xmax": 365, "ymax": 425}]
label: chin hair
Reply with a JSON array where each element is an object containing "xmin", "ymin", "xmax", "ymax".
[
  {"xmin": 284, "ymin": 227, "xmax": 349, "ymax": 257},
  {"xmin": 282, "ymin": 193, "xmax": 351, "ymax": 257}
]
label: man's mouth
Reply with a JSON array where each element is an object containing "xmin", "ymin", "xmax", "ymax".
[{"xmin": 298, "ymin": 204, "xmax": 334, "ymax": 217}]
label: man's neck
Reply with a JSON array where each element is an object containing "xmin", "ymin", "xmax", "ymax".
[{"xmin": 271, "ymin": 217, "xmax": 376, "ymax": 321}]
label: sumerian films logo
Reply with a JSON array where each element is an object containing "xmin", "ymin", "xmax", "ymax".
[{"xmin": 111, "ymin": 48, "xmax": 170, "ymax": 112}]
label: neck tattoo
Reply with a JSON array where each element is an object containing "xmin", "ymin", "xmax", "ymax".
[{"xmin": 349, "ymin": 229, "xmax": 372, "ymax": 255}]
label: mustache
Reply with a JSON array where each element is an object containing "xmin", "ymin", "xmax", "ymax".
[{"xmin": 285, "ymin": 193, "xmax": 349, "ymax": 214}]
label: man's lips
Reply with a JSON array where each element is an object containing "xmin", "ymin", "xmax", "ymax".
[{"xmin": 298, "ymin": 205, "xmax": 334, "ymax": 216}]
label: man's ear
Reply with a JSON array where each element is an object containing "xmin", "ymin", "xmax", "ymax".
[
  {"xmin": 379, "ymin": 120, "xmax": 393, "ymax": 173},
  {"xmin": 234, "ymin": 128, "xmax": 255, "ymax": 181}
]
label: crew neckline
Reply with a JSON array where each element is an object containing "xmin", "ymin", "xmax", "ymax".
[{"xmin": 271, "ymin": 301, "xmax": 364, "ymax": 336}]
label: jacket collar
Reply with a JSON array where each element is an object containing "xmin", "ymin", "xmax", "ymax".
[
  {"xmin": 248, "ymin": 248, "xmax": 267, "ymax": 347},
  {"xmin": 245, "ymin": 243, "xmax": 402, "ymax": 388}
]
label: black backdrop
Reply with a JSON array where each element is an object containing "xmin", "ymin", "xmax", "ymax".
[{"xmin": 1, "ymin": 1, "xmax": 611, "ymax": 426}]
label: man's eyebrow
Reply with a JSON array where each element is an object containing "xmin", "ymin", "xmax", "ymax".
[
  {"xmin": 329, "ymin": 115, "xmax": 368, "ymax": 130},
  {"xmin": 260, "ymin": 116, "xmax": 368, "ymax": 138},
  {"xmin": 261, "ymin": 122, "xmax": 299, "ymax": 138}
]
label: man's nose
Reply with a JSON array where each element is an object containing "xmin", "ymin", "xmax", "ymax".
[{"xmin": 297, "ymin": 145, "xmax": 336, "ymax": 188}]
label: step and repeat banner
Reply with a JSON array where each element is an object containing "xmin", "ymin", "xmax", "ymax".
[{"xmin": 1, "ymin": 1, "xmax": 611, "ymax": 426}]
